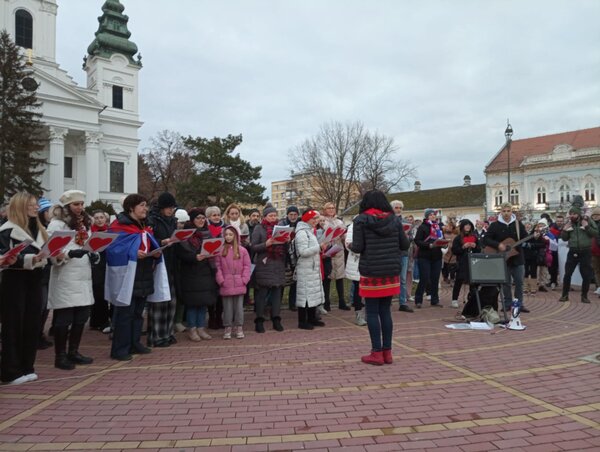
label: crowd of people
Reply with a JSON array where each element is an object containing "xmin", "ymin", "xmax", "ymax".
[{"xmin": 1, "ymin": 188, "xmax": 599, "ymax": 383}]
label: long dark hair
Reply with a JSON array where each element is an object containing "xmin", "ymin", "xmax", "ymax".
[{"xmin": 359, "ymin": 190, "xmax": 392, "ymax": 214}]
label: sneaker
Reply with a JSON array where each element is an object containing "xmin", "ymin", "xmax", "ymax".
[
  {"xmin": 399, "ymin": 305, "xmax": 414, "ymax": 313},
  {"xmin": 355, "ymin": 311, "xmax": 368, "ymax": 326},
  {"xmin": 24, "ymin": 373, "xmax": 38, "ymax": 382},
  {"xmin": 317, "ymin": 306, "xmax": 328, "ymax": 315},
  {"xmin": 408, "ymin": 296, "xmax": 415, "ymax": 302},
  {"xmin": 7, "ymin": 375, "xmax": 30, "ymax": 385},
  {"xmin": 174, "ymin": 323, "xmax": 186, "ymax": 333},
  {"xmin": 223, "ymin": 327, "xmax": 232, "ymax": 340},
  {"xmin": 235, "ymin": 327, "xmax": 245, "ymax": 339},
  {"xmin": 551, "ymin": 283, "xmax": 557, "ymax": 290},
  {"xmin": 102, "ymin": 326, "xmax": 112, "ymax": 334},
  {"xmin": 450, "ymin": 300, "xmax": 459, "ymax": 308},
  {"xmin": 594, "ymin": 287, "xmax": 600, "ymax": 296},
  {"xmin": 558, "ymin": 295, "xmax": 569, "ymax": 302},
  {"xmin": 197, "ymin": 328, "xmax": 212, "ymax": 340},
  {"xmin": 581, "ymin": 297, "xmax": 591, "ymax": 304},
  {"xmin": 426, "ymin": 295, "xmax": 431, "ymax": 301}
]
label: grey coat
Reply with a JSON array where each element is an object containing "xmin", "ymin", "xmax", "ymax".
[
  {"xmin": 294, "ymin": 221, "xmax": 325, "ymax": 308},
  {"xmin": 251, "ymin": 223, "xmax": 286, "ymax": 287}
]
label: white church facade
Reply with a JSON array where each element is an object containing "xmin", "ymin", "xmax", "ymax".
[{"xmin": 1, "ymin": 0, "xmax": 141, "ymax": 208}]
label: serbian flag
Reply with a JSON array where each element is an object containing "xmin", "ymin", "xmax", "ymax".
[{"xmin": 104, "ymin": 221, "xmax": 171, "ymax": 307}]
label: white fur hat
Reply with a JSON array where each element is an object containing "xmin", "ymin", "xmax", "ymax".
[
  {"xmin": 175, "ymin": 208, "xmax": 190, "ymax": 223},
  {"xmin": 59, "ymin": 190, "xmax": 86, "ymax": 206}
]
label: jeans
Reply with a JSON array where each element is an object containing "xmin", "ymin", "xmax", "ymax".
[
  {"xmin": 399, "ymin": 255, "xmax": 409, "ymax": 305},
  {"xmin": 186, "ymin": 306, "xmax": 207, "ymax": 328},
  {"xmin": 415, "ymin": 258, "xmax": 442, "ymax": 305},
  {"xmin": 501, "ymin": 264, "xmax": 524, "ymax": 310},
  {"xmin": 562, "ymin": 249, "xmax": 593, "ymax": 298},
  {"xmin": 111, "ymin": 296, "xmax": 146, "ymax": 358},
  {"xmin": 350, "ymin": 280, "xmax": 363, "ymax": 310},
  {"xmin": 413, "ymin": 258, "xmax": 420, "ymax": 280},
  {"xmin": 365, "ymin": 297, "xmax": 393, "ymax": 351}
]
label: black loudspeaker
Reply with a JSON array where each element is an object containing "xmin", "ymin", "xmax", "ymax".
[{"xmin": 468, "ymin": 253, "xmax": 509, "ymax": 285}]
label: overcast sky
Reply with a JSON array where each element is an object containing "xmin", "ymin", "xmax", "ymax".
[{"xmin": 55, "ymin": 0, "xmax": 600, "ymax": 197}]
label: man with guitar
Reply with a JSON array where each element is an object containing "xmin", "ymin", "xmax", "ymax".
[{"xmin": 483, "ymin": 202, "xmax": 530, "ymax": 313}]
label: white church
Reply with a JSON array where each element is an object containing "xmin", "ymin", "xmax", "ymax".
[{"xmin": 1, "ymin": 0, "xmax": 141, "ymax": 208}]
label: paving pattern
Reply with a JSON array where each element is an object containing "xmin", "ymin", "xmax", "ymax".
[{"xmin": 1, "ymin": 286, "xmax": 600, "ymax": 451}]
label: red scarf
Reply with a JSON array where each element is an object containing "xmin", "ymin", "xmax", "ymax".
[
  {"xmin": 91, "ymin": 224, "xmax": 108, "ymax": 233},
  {"xmin": 425, "ymin": 219, "xmax": 442, "ymax": 241},
  {"xmin": 262, "ymin": 218, "xmax": 286, "ymax": 259},
  {"xmin": 208, "ymin": 221, "xmax": 223, "ymax": 238},
  {"xmin": 73, "ymin": 215, "xmax": 90, "ymax": 246},
  {"xmin": 364, "ymin": 208, "xmax": 391, "ymax": 219}
]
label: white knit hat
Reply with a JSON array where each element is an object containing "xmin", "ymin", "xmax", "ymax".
[
  {"xmin": 175, "ymin": 208, "xmax": 190, "ymax": 223},
  {"xmin": 59, "ymin": 190, "xmax": 86, "ymax": 206}
]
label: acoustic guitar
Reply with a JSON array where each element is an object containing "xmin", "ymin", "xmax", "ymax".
[{"xmin": 483, "ymin": 228, "xmax": 547, "ymax": 260}]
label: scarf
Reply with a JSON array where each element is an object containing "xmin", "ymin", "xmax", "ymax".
[
  {"xmin": 73, "ymin": 214, "xmax": 90, "ymax": 246},
  {"xmin": 208, "ymin": 220, "xmax": 223, "ymax": 238},
  {"xmin": 425, "ymin": 219, "xmax": 442, "ymax": 241},
  {"xmin": 364, "ymin": 208, "xmax": 392, "ymax": 219},
  {"xmin": 262, "ymin": 218, "xmax": 286, "ymax": 259},
  {"xmin": 91, "ymin": 224, "xmax": 108, "ymax": 233},
  {"xmin": 189, "ymin": 226, "xmax": 208, "ymax": 251}
]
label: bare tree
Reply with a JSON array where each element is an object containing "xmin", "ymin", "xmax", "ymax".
[{"xmin": 139, "ymin": 130, "xmax": 195, "ymax": 201}]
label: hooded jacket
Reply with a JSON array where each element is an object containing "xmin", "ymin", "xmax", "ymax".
[{"xmin": 350, "ymin": 211, "xmax": 409, "ymax": 277}]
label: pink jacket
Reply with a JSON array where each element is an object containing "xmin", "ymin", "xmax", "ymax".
[{"xmin": 215, "ymin": 245, "xmax": 251, "ymax": 296}]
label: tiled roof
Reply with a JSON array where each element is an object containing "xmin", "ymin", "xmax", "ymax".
[
  {"xmin": 387, "ymin": 184, "xmax": 486, "ymax": 211},
  {"xmin": 485, "ymin": 126, "xmax": 600, "ymax": 173}
]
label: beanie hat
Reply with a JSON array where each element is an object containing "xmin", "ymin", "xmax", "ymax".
[
  {"xmin": 592, "ymin": 207, "xmax": 600, "ymax": 216},
  {"xmin": 157, "ymin": 192, "xmax": 177, "ymax": 209},
  {"xmin": 188, "ymin": 207, "xmax": 206, "ymax": 221},
  {"xmin": 59, "ymin": 190, "xmax": 85, "ymax": 206},
  {"xmin": 301, "ymin": 210, "xmax": 320, "ymax": 223},
  {"xmin": 248, "ymin": 208, "xmax": 260, "ymax": 216},
  {"xmin": 424, "ymin": 208, "xmax": 437, "ymax": 218},
  {"xmin": 263, "ymin": 206, "xmax": 277, "ymax": 217},
  {"xmin": 286, "ymin": 205, "xmax": 299, "ymax": 215},
  {"xmin": 175, "ymin": 208, "xmax": 190, "ymax": 223},
  {"xmin": 537, "ymin": 218, "xmax": 549, "ymax": 228},
  {"xmin": 38, "ymin": 197, "xmax": 53, "ymax": 213},
  {"xmin": 569, "ymin": 206, "xmax": 582, "ymax": 216}
]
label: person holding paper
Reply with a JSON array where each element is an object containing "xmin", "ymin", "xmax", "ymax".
[
  {"xmin": 413, "ymin": 208, "xmax": 445, "ymax": 308},
  {"xmin": 279, "ymin": 206, "xmax": 300, "ymax": 312},
  {"xmin": 0, "ymin": 192, "xmax": 48, "ymax": 384},
  {"xmin": 89, "ymin": 210, "xmax": 111, "ymax": 333},
  {"xmin": 351, "ymin": 190, "xmax": 409, "ymax": 366},
  {"xmin": 48, "ymin": 190, "xmax": 98, "ymax": 370},
  {"xmin": 321, "ymin": 202, "xmax": 351, "ymax": 311}
]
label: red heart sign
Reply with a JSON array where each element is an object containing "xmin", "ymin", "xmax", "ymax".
[
  {"xmin": 204, "ymin": 240, "xmax": 222, "ymax": 255},
  {"xmin": 48, "ymin": 236, "xmax": 72, "ymax": 257},
  {"xmin": 88, "ymin": 237, "xmax": 112, "ymax": 251},
  {"xmin": 273, "ymin": 232, "xmax": 290, "ymax": 242},
  {"xmin": 332, "ymin": 228, "xmax": 346, "ymax": 239},
  {"xmin": 325, "ymin": 227, "xmax": 334, "ymax": 238},
  {"xmin": 175, "ymin": 230, "xmax": 194, "ymax": 241}
]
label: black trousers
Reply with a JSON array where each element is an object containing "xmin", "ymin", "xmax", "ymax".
[
  {"xmin": 111, "ymin": 296, "xmax": 146, "ymax": 358},
  {"xmin": 53, "ymin": 305, "xmax": 90, "ymax": 328},
  {"xmin": 562, "ymin": 249, "xmax": 593, "ymax": 298},
  {"xmin": 0, "ymin": 269, "xmax": 43, "ymax": 382},
  {"xmin": 90, "ymin": 282, "xmax": 111, "ymax": 329}
]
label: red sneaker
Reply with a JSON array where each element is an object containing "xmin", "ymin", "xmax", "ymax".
[
  {"xmin": 361, "ymin": 351, "xmax": 384, "ymax": 365},
  {"xmin": 383, "ymin": 349, "xmax": 393, "ymax": 364}
]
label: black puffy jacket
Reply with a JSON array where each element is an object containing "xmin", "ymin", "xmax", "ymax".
[
  {"xmin": 351, "ymin": 212, "xmax": 409, "ymax": 277},
  {"xmin": 414, "ymin": 221, "xmax": 444, "ymax": 261}
]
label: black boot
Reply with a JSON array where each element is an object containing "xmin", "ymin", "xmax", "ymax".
[
  {"xmin": 308, "ymin": 307, "xmax": 325, "ymax": 327},
  {"xmin": 272, "ymin": 316, "xmax": 284, "ymax": 332},
  {"xmin": 67, "ymin": 324, "xmax": 94, "ymax": 365},
  {"xmin": 54, "ymin": 326, "xmax": 75, "ymax": 370},
  {"xmin": 297, "ymin": 307, "xmax": 313, "ymax": 330},
  {"xmin": 254, "ymin": 317, "xmax": 265, "ymax": 333}
]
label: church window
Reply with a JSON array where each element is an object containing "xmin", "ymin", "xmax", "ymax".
[
  {"xmin": 110, "ymin": 161, "xmax": 124, "ymax": 192},
  {"xmin": 510, "ymin": 188, "xmax": 519, "ymax": 205},
  {"xmin": 64, "ymin": 157, "xmax": 73, "ymax": 179},
  {"xmin": 494, "ymin": 190, "xmax": 503, "ymax": 207},
  {"xmin": 585, "ymin": 182, "xmax": 596, "ymax": 202},
  {"xmin": 559, "ymin": 184, "xmax": 570, "ymax": 203},
  {"xmin": 112, "ymin": 86, "xmax": 123, "ymax": 109},
  {"xmin": 15, "ymin": 9, "xmax": 33, "ymax": 49},
  {"xmin": 536, "ymin": 187, "xmax": 547, "ymax": 204}
]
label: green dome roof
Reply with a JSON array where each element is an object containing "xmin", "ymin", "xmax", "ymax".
[{"xmin": 87, "ymin": 0, "xmax": 141, "ymax": 66}]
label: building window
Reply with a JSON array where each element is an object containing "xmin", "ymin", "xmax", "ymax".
[
  {"xmin": 64, "ymin": 157, "xmax": 73, "ymax": 178},
  {"xmin": 536, "ymin": 187, "xmax": 547, "ymax": 204},
  {"xmin": 510, "ymin": 188, "xmax": 519, "ymax": 206},
  {"xmin": 15, "ymin": 9, "xmax": 33, "ymax": 49},
  {"xmin": 559, "ymin": 184, "xmax": 571, "ymax": 203},
  {"xmin": 112, "ymin": 86, "xmax": 123, "ymax": 109},
  {"xmin": 494, "ymin": 190, "xmax": 503, "ymax": 207},
  {"xmin": 585, "ymin": 182, "xmax": 596, "ymax": 202},
  {"xmin": 109, "ymin": 161, "xmax": 124, "ymax": 193}
]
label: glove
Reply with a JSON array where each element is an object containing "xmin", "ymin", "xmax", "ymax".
[
  {"xmin": 89, "ymin": 252, "xmax": 101, "ymax": 265},
  {"xmin": 68, "ymin": 249, "xmax": 88, "ymax": 259}
]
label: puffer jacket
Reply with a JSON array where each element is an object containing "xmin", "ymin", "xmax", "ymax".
[
  {"xmin": 294, "ymin": 221, "xmax": 325, "ymax": 308},
  {"xmin": 344, "ymin": 222, "xmax": 360, "ymax": 281},
  {"xmin": 215, "ymin": 227, "xmax": 252, "ymax": 296},
  {"xmin": 414, "ymin": 221, "xmax": 444, "ymax": 261},
  {"xmin": 351, "ymin": 211, "xmax": 409, "ymax": 277}
]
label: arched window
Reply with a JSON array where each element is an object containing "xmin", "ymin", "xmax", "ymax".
[
  {"xmin": 15, "ymin": 9, "xmax": 33, "ymax": 49},
  {"xmin": 585, "ymin": 182, "xmax": 596, "ymax": 202},
  {"xmin": 494, "ymin": 190, "xmax": 503, "ymax": 207},
  {"xmin": 510, "ymin": 188, "xmax": 519, "ymax": 205},
  {"xmin": 537, "ymin": 187, "xmax": 547, "ymax": 204},
  {"xmin": 559, "ymin": 184, "xmax": 571, "ymax": 203}
]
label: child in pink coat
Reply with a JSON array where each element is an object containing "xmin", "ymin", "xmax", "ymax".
[{"xmin": 215, "ymin": 225, "xmax": 252, "ymax": 339}]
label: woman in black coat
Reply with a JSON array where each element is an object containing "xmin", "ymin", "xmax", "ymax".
[
  {"xmin": 413, "ymin": 208, "xmax": 445, "ymax": 308},
  {"xmin": 351, "ymin": 190, "xmax": 409, "ymax": 366},
  {"xmin": 175, "ymin": 208, "xmax": 218, "ymax": 341},
  {"xmin": 450, "ymin": 219, "xmax": 481, "ymax": 308},
  {"xmin": 0, "ymin": 192, "xmax": 48, "ymax": 384}
]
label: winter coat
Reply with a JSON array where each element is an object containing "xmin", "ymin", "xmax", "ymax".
[
  {"xmin": 215, "ymin": 230, "xmax": 252, "ymax": 296},
  {"xmin": 560, "ymin": 217, "xmax": 599, "ymax": 250},
  {"xmin": 148, "ymin": 207, "xmax": 177, "ymax": 283},
  {"xmin": 47, "ymin": 218, "xmax": 94, "ymax": 310},
  {"xmin": 175, "ymin": 230, "xmax": 218, "ymax": 307},
  {"xmin": 351, "ymin": 211, "xmax": 409, "ymax": 277},
  {"xmin": 251, "ymin": 223, "xmax": 286, "ymax": 287},
  {"xmin": 451, "ymin": 233, "xmax": 481, "ymax": 281},
  {"xmin": 344, "ymin": 222, "xmax": 360, "ymax": 281},
  {"xmin": 0, "ymin": 221, "xmax": 48, "ymax": 271},
  {"xmin": 414, "ymin": 221, "xmax": 444, "ymax": 261},
  {"xmin": 322, "ymin": 216, "xmax": 346, "ymax": 279},
  {"xmin": 522, "ymin": 235, "xmax": 547, "ymax": 263},
  {"xmin": 483, "ymin": 215, "xmax": 527, "ymax": 267},
  {"xmin": 294, "ymin": 221, "xmax": 325, "ymax": 308}
]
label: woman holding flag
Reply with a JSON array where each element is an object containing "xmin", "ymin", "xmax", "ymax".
[{"xmin": 106, "ymin": 194, "xmax": 171, "ymax": 361}]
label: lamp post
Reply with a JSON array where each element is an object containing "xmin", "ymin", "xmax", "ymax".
[{"xmin": 505, "ymin": 120, "xmax": 513, "ymax": 205}]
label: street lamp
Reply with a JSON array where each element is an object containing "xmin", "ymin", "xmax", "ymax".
[{"xmin": 505, "ymin": 120, "xmax": 513, "ymax": 205}]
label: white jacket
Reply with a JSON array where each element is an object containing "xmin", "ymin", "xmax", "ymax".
[
  {"xmin": 47, "ymin": 219, "xmax": 94, "ymax": 310},
  {"xmin": 344, "ymin": 222, "xmax": 360, "ymax": 281},
  {"xmin": 294, "ymin": 221, "xmax": 325, "ymax": 308}
]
